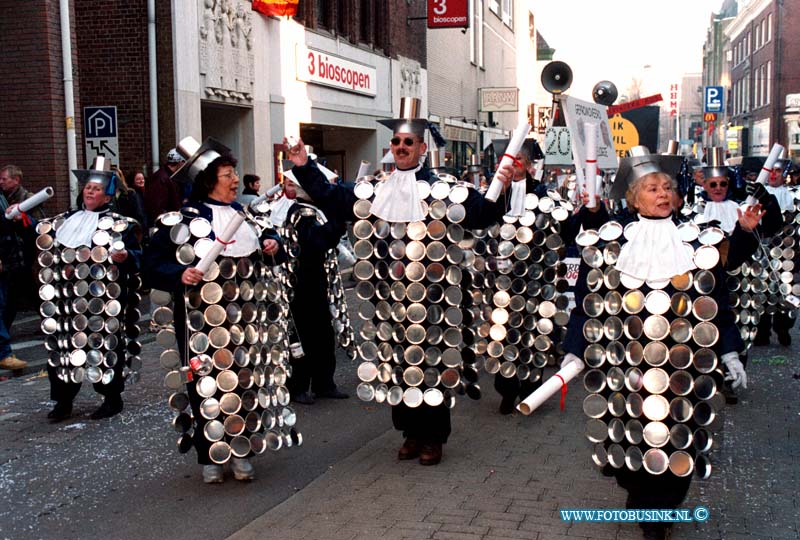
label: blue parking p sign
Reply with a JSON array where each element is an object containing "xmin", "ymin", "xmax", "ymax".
[{"xmin": 704, "ymin": 86, "xmax": 723, "ymax": 113}]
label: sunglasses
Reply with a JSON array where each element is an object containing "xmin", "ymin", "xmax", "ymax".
[
  {"xmin": 708, "ymin": 181, "xmax": 728, "ymax": 189},
  {"xmin": 390, "ymin": 136, "xmax": 418, "ymax": 147}
]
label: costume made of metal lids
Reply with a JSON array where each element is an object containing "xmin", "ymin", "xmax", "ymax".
[
  {"xmin": 467, "ymin": 190, "xmax": 572, "ymax": 385},
  {"xmin": 353, "ymin": 177, "xmax": 486, "ymax": 408},
  {"xmin": 281, "ymin": 203, "xmax": 357, "ymax": 356},
  {"xmin": 150, "ymin": 206, "xmax": 301, "ymax": 459},
  {"xmin": 37, "ymin": 211, "xmax": 143, "ymax": 386},
  {"xmin": 575, "ymin": 219, "xmax": 728, "ymax": 479}
]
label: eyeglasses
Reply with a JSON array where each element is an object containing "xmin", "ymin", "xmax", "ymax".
[
  {"xmin": 390, "ymin": 137, "xmax": 418, "ymax": 147},
  {"xmin": 218, "ymin": 171, "xmax": 239, "ymax": 181},
  {"xmin": 708, "ymin": 181, "xmax": 728, "ymax": 189}
]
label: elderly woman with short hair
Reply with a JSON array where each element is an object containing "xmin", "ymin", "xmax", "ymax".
[
  {"xmin": 145, "ymin": 138, "xmax": 297, "ymax": 485},
  {"xmin": 559, "ymin": 148, "xmax": 764, "ymax": 540}
]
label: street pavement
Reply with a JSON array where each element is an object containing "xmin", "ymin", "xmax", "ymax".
[{"xmin": 1, "ymin": 293, "xmax": 799, "ymax": 540}]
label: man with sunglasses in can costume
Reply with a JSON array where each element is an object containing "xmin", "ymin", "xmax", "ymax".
[{"xmin": 284, "ymin": 98, "xmax": 513, "ymax": 466}]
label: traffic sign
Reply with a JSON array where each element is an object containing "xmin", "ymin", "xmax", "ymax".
[
  {"xmin": 704, "ymin": 86, "xmax": 723, "ymax": 113},
  {"xmin": 84, "ymin": 106, "xmax": 119, "ymax": 169}
]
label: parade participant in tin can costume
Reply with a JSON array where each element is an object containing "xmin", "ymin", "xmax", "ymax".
[
  {"xmin": 754, "ymin": 157, "xmax": 800, "ymax": 346},
  {"xmin": 144, "ymin": 137, "xmax": 299, "ymax": 484},
  {"xmin": 469, "ymin": 138, "xmax": 573, "ymax": 414},
  {"xmin": 39, "ymin": 156, "xmax": 143, "ymax": 422},
  {"xmin": 556, "ymin": 148, "xmax": 766, "ymax": 540},
  {"xmin": 285, "ymin": 98, "xmax": 512, "ymax": 465},
  {"xmin": 268, "ymin": 158, "xmax": 356, "ymax": 405}
]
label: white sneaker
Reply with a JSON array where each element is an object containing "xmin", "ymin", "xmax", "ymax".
[
  {"xmin": 231, "ymin": 458, "xmax": 255, "ymax": 481},
  {"xmin": 202, "ymin": 464, "xmax": 224, "ymax": 484}
]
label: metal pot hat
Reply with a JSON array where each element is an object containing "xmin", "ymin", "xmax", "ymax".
[
  {"xmin": 701, "ymin": 147, "xmax": 728, "ymax": 179},
  {"xmin": 610, "ymin": 146, "xmax": 664, "ymax": 200},
  {"xmin": 377, "ymin": 97, "xmax": 428, "ymax": 138},
  {"xmin": 72, "ymin": 155, "xmax": 115, "ymax": 192},
  {"xmin": 170, "ymin": 136, "xmax": 232, "ymax": 184}
]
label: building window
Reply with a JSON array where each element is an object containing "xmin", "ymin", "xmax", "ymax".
[
  {"xmin": 469, "ymin": 0, "xmax": 484, "ymax": 67},
  {"xmin": 488, "ymin": 0, "xmax": 499, "ymax": 15},
  {"xmin": 767, "ymin": 13, "xmax": 772, "ymax": 42},
  {"xmin": 336, "ymin": 0, "xmax": 349, "ymax": 37},
  {"xmin": 766, "ymin": 61, "xmax": 771, "ymax": 105},
  {"xmin": 746, "ymin": 31, "xmax": 750, "ymax": 56},
  {"xmin": 315, "ymin": 0, "xmax": 331, "ymax": 29},
  {"xmin": 358, "ymin": 0, "xmax": 372, "ymax": 44},
  {"xmin": 501, "ymin": 0, "xmax": 513, "ymax": 27},
  {"xmin": 529, "ymin": 12, "xmax": 535, "ymax": 47},
  {"xmin": 755, "ymin": 22, "xmax": 760, "ymax": 49}
]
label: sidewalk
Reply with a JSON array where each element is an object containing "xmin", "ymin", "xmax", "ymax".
[{"xmin": 229, "ymin": 343, "xmax": 800, "ymax": 540}]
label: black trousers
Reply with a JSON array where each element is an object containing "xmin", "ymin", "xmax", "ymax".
[
  {"xmin": 494, "ymin": 372, "xmax": 542, "ymax": 402},
  {"xmin": 2, "ymin": 269, "xmax": 31, "ymax": 329},
  {"xmin": 47, "ymin": 357, "xmax": 125, "ymax": 404},
  {"xmin": 613, "ymin": 468, "xmax": 692, "ymax": 510},
  {"xmin": 757, "ymin": 310, "xmax": 794, "ymax": 338},
  {"xmin": 288, "ymin": 297, "xmax": 337, "ymax": 395},
  {"xmin": 391, "ymin": 403, "xmax": 451, "ymax": 444}
]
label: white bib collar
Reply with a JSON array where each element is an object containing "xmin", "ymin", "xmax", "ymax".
[
  {"xmin": 370, "ymin": 164, "xmax": 425, "ymax": 223},
  {"xmin": 615, "ymin": 215, "xmax": 697, "ymax": 281}
]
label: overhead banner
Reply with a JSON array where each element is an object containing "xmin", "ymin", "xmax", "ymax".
[
  {"xmin": 252, "ymin": 0, "xmax": 298, "ymax": 17},
  {"xmin": 561, "ymin": 95, "xmax": 617, "ymax": 169},
  {"xmin": 427, "ymin": 0, "xmax": 469, "ymax": 28}
]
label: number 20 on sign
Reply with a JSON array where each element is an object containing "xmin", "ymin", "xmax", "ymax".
[{"xmin": 544, "ymin": 127, "xmax": 573, "ymax": 165}]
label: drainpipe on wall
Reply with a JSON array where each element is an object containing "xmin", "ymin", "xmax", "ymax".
[
  {"xmin": 148, "ymin": 0, "xmax": 160, "ymax": 171},
  {"xmin": 59, "ymin": 0, "xmax": 78, "ymax": 209}
]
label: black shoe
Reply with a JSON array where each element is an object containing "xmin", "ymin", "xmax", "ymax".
[
  {"xmin": 315, "ymin": 388, "xmax": 349, "ymax": 399},
  {"xmin": 753, "ymin": 334, "xmax": 770, "ymax": 346},
  {"xmin": 777, "ymin": 331, "xmax": 791, "ymax": 346},
  {"xmin": 640, "ymin": 522, "xmax": 668, "ymax": 540},
  {"xmin": 499, "ymin": 395, "xmax": 516, "ymax": 415},
  {"xmin": 47, "ymin": 402, "xmax": 72, "ymax": 422},
  {"xmin": 293, "ymin": 391, "xmax": 315, "ymax": 405},
  {"xmin": 89, "ymin": 397, "xmax": 123, "ymax": 420}
]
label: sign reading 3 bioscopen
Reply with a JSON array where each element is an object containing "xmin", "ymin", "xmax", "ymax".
[
  {"xmin": 561, "ymin": 95, "xmax": 618, "ymax": 170},
  {"xmin": 295, "ymin": 45, "xmax": 377, "ymax": 97},
  {"xmin": 427, "ymin": 0, "xmax": 469, "ymax": 29}
]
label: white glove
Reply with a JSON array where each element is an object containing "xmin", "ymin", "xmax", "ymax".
[
  {"xmin": 721, "ymin": 352, "xmax": 748, "ymax": 389},
  {"xmin": 561, "ymin": 353, "xmax": 583, "ymax": 370}
]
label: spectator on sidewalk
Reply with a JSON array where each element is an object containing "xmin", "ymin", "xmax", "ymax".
[
  {"xmin": 0, "ymin": 165, "xmax": 44, "ymax": 334},
  {"xmin": 0, "ymin": 192, "xmax": 30, "ymax": 371},
  {"xmin": 129, "ymin": 167, "xmax": 148, "ymax": 230},
  {"xmin": 144, "ymin": 149, "xmax": 183, "ymax": 228},
  {"xmin": 238, "ymin": 174, "xmax": 260, "ymax": 206}
]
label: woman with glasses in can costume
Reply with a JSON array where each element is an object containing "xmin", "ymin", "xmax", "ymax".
[
  {"xmin": 144, "ymin": 137, "xmax": 299, "ymax": 484},
  {"xmin": 555, "ymin": 147, "xmax": 766, "ymax": 540},
  {"xmin": 38, "ymin": 156, "xmax": 143, "ymax": 422}
]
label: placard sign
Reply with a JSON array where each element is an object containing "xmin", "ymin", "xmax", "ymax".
[
  {"xmin": 561, "ymin": 95, "xmax": 618, "ymax": 169},
  {"xmin": 543, "ymin": 127, "xmax": 573, "ymax": 165},
  {"xmin": 427, "ymin": 0, "xmax": 469, "ymax": 28}
]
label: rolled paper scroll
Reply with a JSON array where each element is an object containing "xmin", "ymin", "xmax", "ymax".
[
  {"xmin": 517, "ymin": 359, "xmax": 584, "ymax": 415},
  {"xmin": 195, "ymin": 211, "xmax": 245, "ymax": 274},
  {"xmin": 5, "ymin": 187, "xmax": 54, "ymax": 220},
  {"xmin": 486, "ymin": 121, "xmax": 531, "ymax": 202},
  {"xmin": 584, "ymin": 123, "xmax": 598, "ymax": 209}
]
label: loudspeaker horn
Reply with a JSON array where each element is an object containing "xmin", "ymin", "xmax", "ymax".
[
  {"xmin": 592, "ymin": 80, "xmax": 618, "ymax": 106},
  {"xmin": 541, "ymin": 61, "xmax": 573, "ymax": 95}
]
